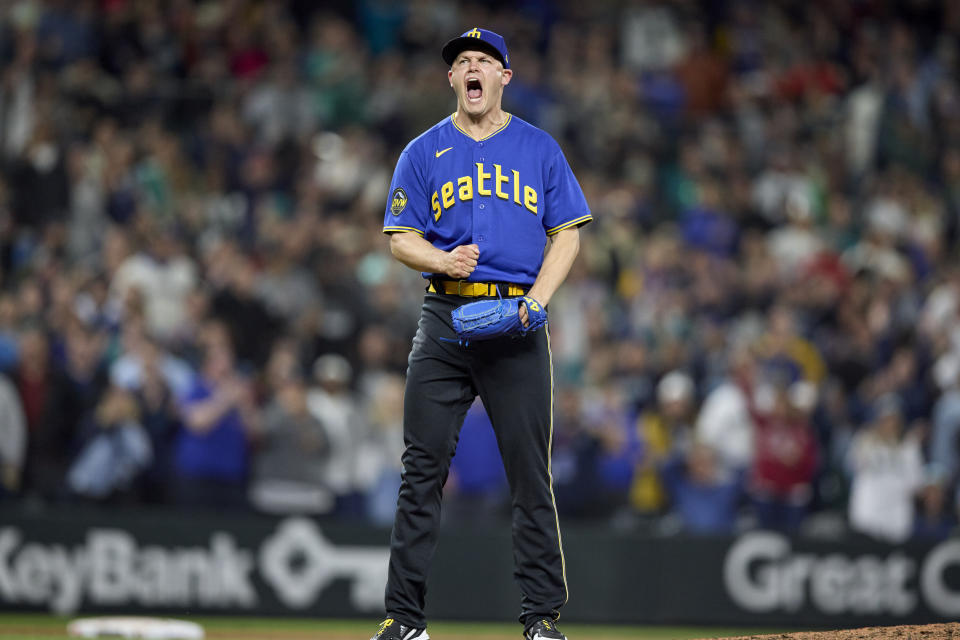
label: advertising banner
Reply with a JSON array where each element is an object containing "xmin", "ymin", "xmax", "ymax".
[{"xmin": 1, "ymin": 508, "xmax": 958, "ymax": 627}]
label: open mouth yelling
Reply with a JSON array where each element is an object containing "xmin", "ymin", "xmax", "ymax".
[{"xmin": 466, "ymin": 77, "xmax": 482, "ymax": 102}]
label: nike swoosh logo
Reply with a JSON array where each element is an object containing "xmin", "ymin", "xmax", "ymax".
[{"xmin": 435, "ymin": 147, "xmax": 453, "ymax": 158}]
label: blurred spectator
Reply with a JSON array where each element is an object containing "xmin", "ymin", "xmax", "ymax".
[
  {"xmin": 659, "ymin": 442, "xmax": 744, "ymax": 535},
  {"xmin": 842, "ymin": 200, "xmax": 912, "ymax": 285},
  {"xmin": 0, "ymin": 372, "xmax": 26, "ymax": 498},
  {"xmin": 766, "ymin": 192, "xmax": 824, "ymax": 279},
  {"xmin": 110, "ymin": 225, "xmax": 198, "ymax": 342},
  {"xmin": 110, "ymin": 316, "xmax": 194, "ymax": 399},
  {"xmin": 674, "ymin": 22, "xmax": 728, "ymax": 119},
  {"xmin": 8, "ymin": 120, "xmax": 70, "ymax": 233},
  {"xmin": 622, "ymin": 4, "xmax": 684, "ymax": 72},
  {"xmin": 133, "ymin": 336, "xmax": 181, "ymax": 505},
  {"xmin": 355, "ymin": 324, "xmax": 403, "ymax": 398},
  {"xmin": 61, "ymin": 318, "xmax": 109, "ymax": 417},
  {"xmin": 243, "ymin": 61, "xmax": 316, "ymax": 146},
  {"xmin": 262, "ymin": 336, "xmax": 304, "ymax": 396},
  {"xmin": 812, "ymin": 378, "xmax": 858, "ymax": 511},
  {"xmin": 209, "ymin": 249, "xmax": 281, "ymax": 368},
  {"xmin": 680, "ymin": 180, "xmax": 738, "ymax": 259},
  {"xmin": 847, "ymin": 395, "xmax": 924, "ymax": 543},
  {"xmin": 15, "ymin": 326, "xmax": 84, "ymax": 500},
  {"xmin": 172, "ymin": 321, "xmax": 256, "ymax": 509},
  {"xmin": 631, "ymin": 370, "xmax": 697, "ymax": 514},
  {"xmin": 552, "ymin": 388, "xmax": 606, "ymax": 518},
  {"xmin": 584, "ymin": 385, "xmax": 641, "ymax": 517},
  {"xmin": 250, "ymin": 371, "xmax": 332, "ymax": 515},
  {"xmin": 912, "ymin": 465, "xmax": 955, "ymax": 541},
  {"xmin": 306, "ymin": 15, "xmax": 367, "ymax": 129},
  {"xmin": 747, "ymin": 379, "xmax": 820, "ymax": 532},
  {"xmin": 696, "ymin": 343, "xmax": 756, "ymax": 473},
  {"xmin": 307, "ymin": 353, "xmax": 365, "ymax": 516},
  {"xmin": 254, "ymin": 218, "xmax": 321, "ymax": 324},
  {"xmin": 930, "ymin": 351, "xmax": 960, "ymax": 491},
  {"xmin": 757, "ymin": 304, "xmax": 826, "ymax": 386},
  {"xmin": 67, "ymin": 385, "xmax": 152, "ymax": 502},
  {"xmin": 860, "ymin": 343, "xmax": 931, "ymax": 422},
  {"xmin": 1, "ymin": 25, "xmax": 40, "ymax": 160},
  {"xmin": 0, "ymin": 293, "xmax": 20, "ymax": 372},
  {"xmin": 445, "ymin": 400, "xmax": 509, "ymax": 521},
  {"xmin": 363, "ymin": 373, "xmax": 405, "ymax": 525}
]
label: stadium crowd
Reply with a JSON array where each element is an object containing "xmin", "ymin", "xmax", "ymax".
[{"xmin": 1, "ymin": 0, "xmax": 959, "ymax": 544}]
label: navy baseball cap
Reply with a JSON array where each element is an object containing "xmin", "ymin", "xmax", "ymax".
[{"xmin": 442, "ymin": 28, "xmax": 510, "ymax": 69}]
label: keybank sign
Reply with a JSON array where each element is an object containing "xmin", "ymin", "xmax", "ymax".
[
  {"xmin": 0, "ymin": 518, "xmax": 388, "ymax": 614},
  {"xmin": 6, "ymin": 516, "xmax": 960, "ymax": 624},
  {"xmin": 724, "ymin": 531, "xmax": 960, "ymax": 617}
]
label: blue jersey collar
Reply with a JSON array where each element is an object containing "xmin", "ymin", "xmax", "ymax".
[{"xmin": 449, "ymin": 113, "xmax": 513, "ymax": 142}]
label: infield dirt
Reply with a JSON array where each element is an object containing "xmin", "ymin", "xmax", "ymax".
[{"xmin": 702, "ymin": 622, "xmax": 960, "ymax": 640}]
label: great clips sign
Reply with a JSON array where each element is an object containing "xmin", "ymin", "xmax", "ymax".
[{"xmin": 722, "ymin": 532, "xmax": 960, "ymax": 622}]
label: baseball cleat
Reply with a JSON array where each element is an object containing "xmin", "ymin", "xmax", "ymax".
[
  {"xmin": 523, "ymin": 618, "xmax": 567, "ymax": 640},
  {"xmin": 371, "ymin": 618, "xmax": 429, "ymax": 640}
]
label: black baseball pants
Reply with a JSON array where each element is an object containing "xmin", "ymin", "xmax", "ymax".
[{"xmin": 385, "ymin": 292, "xmax": 567, "ymax": 629}]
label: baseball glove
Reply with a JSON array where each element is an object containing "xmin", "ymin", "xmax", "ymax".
[{"xmin": 451, "ymin": 296, "xmax": 547, "ymax": 344}]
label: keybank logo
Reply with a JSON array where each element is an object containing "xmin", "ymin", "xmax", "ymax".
[
  {"xmin": 724, "ymin": 532, "xmax": 960, "ymax": 617},
  {"xmin": 0, "ymin": 518, "xmax": 387, "ymax": 614},
  {"xmin": 260, "ymin": 518, "xmax": 388, "ymax": 610}
]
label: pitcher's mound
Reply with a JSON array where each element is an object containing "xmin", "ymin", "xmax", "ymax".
[{"xmin": 703, "ymin": 622, "xmax": 960, "ymax": 640}]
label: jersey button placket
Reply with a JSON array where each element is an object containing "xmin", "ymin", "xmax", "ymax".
[{"xmin": 473, "ymin": 142, "xmax": 486, "ymax": 247}]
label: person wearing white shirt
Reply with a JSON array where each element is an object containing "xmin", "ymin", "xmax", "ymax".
[
  {"xmin": 847, "ymin": 395, "xmax": 924, "ymax": 543},
  {"xmin": 696, "ymin": 345, "xmax": 757, "ymax": 472}
]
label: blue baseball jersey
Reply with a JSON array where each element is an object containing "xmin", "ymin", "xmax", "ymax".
[{"xmin": 383, "ymin": 114, "xmax": 592, "ymax": 285}]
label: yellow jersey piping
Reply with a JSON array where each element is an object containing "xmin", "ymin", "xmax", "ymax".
[
  {"xmin": 450, "ymin": 113, "xmax": 513, "ymax": 142},
  {"xmin": 382, "ymin": 226, "xmax": 425, "ymax": 236},
  {"xmin": 546, "ymin": 214, "xmax": 593, "ymax": 236}
]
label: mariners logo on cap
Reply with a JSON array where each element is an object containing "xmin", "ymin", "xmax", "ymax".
[
  {"xmin": 442, "ymin": 27, "xmax": 510, "ymax": 69},
  {"xmin": 390, "ymin": 187, "xmax": 408, "ymax": 216}
]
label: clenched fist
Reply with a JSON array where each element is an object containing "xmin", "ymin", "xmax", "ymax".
[{"xmin": 444, "ymin": 244, "xmax": 479, "ymax": 279}]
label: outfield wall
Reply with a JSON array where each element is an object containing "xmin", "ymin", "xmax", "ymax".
[{"xmin": 0, "ymin": 507, "xmax": 957, "ymax": 627}]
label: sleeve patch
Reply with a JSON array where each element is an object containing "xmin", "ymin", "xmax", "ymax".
[{"xmin": 390, "ymin": 187, "xmax": 408, "ymax": 216}]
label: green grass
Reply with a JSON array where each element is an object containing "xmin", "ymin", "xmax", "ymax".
[{"xmin": 0, "ymin": 614, "xmax": 790, "ymax": 639}]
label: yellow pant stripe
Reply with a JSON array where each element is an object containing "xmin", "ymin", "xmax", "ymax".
[{"xmin": 545, "ymin": 328, "xmax": 568, "ymax": 605}]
